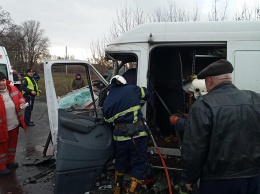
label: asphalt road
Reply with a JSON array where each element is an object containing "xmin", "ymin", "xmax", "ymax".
[{"xmin": 0, "ymin": 97, "xmax": 55, "ymax": 194}]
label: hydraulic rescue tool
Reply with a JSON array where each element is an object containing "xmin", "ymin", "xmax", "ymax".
[
  {"xmin": 149, "ymin": 82, "xmax": 199, "ymax": 194},
  {"xmin": 143, "ymin": 119, "xmax": 173, "ymax": 194}
]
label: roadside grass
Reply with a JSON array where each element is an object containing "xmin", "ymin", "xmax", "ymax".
[{"xmin": 38, "ymin": 72, "xmax": 75, "ymax": 98}]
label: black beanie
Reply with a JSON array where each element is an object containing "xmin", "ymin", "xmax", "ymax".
[{"xmin": 0, "ymin": 72, "xmax": 7, "ymax": 80}]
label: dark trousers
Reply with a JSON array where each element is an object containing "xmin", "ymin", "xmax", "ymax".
[
  {"xmin": 115, "ymin": 136, "xmax": 148, "ymax": 180},
  {"xmin": 24, "ymin": 95, "xmax": 35, "ymax": 125},
  {"xmin": 199, "ymin": 175, "xmax": 260, "ymax": 194}
]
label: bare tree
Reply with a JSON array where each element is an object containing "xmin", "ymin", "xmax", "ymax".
[
  {"xmin": 166, "ymin": 1, "xmax": 190, "ymax": 22},
  {"xmin": 108, "ymin": 3, "xmax": 148, "ymax": 41},
  {"xmin": 208, "ymin": 0, "xmax": 229, "ymax": 21},
  {"xmin": 0, "ymin": 6, "xmax": 13, "ymax": 37},
  {"xmin": 191, "ymin": 4, "xmax": 200, "ymax": 21},
  {"xmin": 89, "ymin": 3, "xmax": 148, "ymax": 70},
  {"xmin": 150, "ymin": 7, "xmax": 165, "ymax": 22},
  {"xmin": 21, "ymin": 20, "xmax": 50, "ymax": 69},
  {"xmin": 150, "ymin": 0, "xmax": 199, "ymax": 22},
  {"xmin": 4, "ymin": 25, "xmax": 25, "ymax": 71},
  {"xmin": 0, "ymin": 9, "xmax": 51, "ymax": 71},
  {"xmin": 89, "ymin": 1, "xmax": 200, "ymax": 66},
  {"xmin": 0, "ymin": 7, "xmax": 26, "ymax": 71},
  {"xmin": 89, "ymin": 36, "xmax": 113, "ymax": 75},
  {"xmin": 234, "ymin": 1, "xmax": 260, "ymax": 21}
]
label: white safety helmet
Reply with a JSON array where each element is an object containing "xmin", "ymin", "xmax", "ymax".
[
  {"xmin": 110, "ymin": 75, "xmax": 127, "ymax": 85},
  {"xmin": 189, "ymin": 78, "xmax": 207, "ymax": 99}
]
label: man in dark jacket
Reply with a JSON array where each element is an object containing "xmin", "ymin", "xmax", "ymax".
[
  {"xmin": 71, "ymin": 73, "xmax": 85, "ymax": 90},
  {"xmin": 21, "ymin": 69, "xmax": 40, "ymax": 127},
  {"xmin": 182, "ymin": 59, "xmax": 260, "ymax": 194},
  {"xmin": 32, "ymin": 70, "xmax": 40, "ymax": 83},
  {"xmin": 102, "ymin": 75, "xmax": 152, "ymax": 194}
]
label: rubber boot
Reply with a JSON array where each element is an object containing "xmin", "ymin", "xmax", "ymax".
[
  {"xmin": 127, "ymin": 177, "xmax": 143, "ymax": 194},
  {"xmin": 114, "ymin": 172, "xmax": 124, "ymax": 194}
]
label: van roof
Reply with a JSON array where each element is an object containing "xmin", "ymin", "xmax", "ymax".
[{"xmin": 108, "ymin": 21, "xmax": 260, "ymax": 45}]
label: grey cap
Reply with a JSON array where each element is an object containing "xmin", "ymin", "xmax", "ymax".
[{"xmin": 197, "ymin": 59, "xmax": 234, "ymax": 79}]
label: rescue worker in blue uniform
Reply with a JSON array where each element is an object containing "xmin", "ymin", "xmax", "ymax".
[
  {"xmin": 170, "ymin": 78, "xmax": 207, "ymax": 136},
  {"xmin": 102, "ymin": 75, "xmax": 152, "ymax": 194}
]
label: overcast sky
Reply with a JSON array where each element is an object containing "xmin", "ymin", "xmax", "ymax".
[{"xmin": 1, "ymin": 0, "xmax": 257, "ymax": 60}]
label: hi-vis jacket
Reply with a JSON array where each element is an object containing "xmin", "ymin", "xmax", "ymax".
[
  {"xmin": 0, "ymin": 80, "xmax": 26, "ymax": 142},
  {"xmin": 102, "ymin": 84, "xmax": 152, "ymax": 141},
  {"xmin": 22, "ymin": 76, "xmax": 40, "ymax": 96}
]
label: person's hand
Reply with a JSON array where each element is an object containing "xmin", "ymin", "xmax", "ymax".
[
  {"xmin": 176, "ymin": 110, "xmax": 188, "ymax": 118},
  {"xmin": 182, "ymin": 113, "xmax": 189, "ymax": 118},
  {"xmin": 185, "ymin": 183, "xmax": 193, "ymax": 191},
  {"xmin": 170, "ymin": 115, "xmax": 179, "ymax": 125},
  {"xmin": 20, "ymin": 102, "xmax": 29, "ymax": 109},
  {"xmin": 31, "ymin": 91, "xmax": 36, "ymax": 95}
]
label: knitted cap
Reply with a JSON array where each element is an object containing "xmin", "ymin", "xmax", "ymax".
[{"xmin": 0, "ymin": 72, "xmax": 7, "ymax": 80}]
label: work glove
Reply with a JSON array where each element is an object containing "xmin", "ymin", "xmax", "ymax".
[
  {"xmin": 170, "ymin": 115, "xmax": 180, "ymax": 125},
  {"xmin": 176, "ymin": 110, "xmax": 189, "ymax": 118},
  {"xmin": 20, "ymin": 102, "xmax": 29, "ymax": 110}
]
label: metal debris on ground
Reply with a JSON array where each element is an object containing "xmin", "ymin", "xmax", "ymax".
[
  {"xmin": 23, "ymin": 155, "xmax": 56, "ymax": 185},
  {"xmin": 23, "ymin": 169, "xmax": 55, "ymax": 185},
  {"xmin": 22, "ymin": 156, "xmax": 54, "ymax": 167}
]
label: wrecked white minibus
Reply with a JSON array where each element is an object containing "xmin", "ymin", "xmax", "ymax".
[{"xmin": 44, "ymin": 21, "xmax": 260, "ymax": 194}]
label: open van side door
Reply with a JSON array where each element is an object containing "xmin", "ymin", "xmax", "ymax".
[{"xmin": 44, "ymin": 60, "xmax": 114, "ymax": 194}]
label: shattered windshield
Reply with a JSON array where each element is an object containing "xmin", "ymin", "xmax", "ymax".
[{"xmin": 51, "ymin": 64, "xmax": 100, "ymax": 112}]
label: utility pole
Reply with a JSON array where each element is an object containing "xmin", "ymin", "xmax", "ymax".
[
  {"xmin": 65, "ymin": 46, "xmax": 68, "ymax": 75},
  {"xmin": 65, "ymin": 46, "xmax": 68, "ymax": 59}
]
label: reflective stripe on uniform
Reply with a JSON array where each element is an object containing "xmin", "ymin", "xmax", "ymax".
[
  {"xmin": 0, "ymin": 153, "xmax": 6, "ymax": 158},
  {"xmin": 7, "ymin": 148, "xmax": 16, "ymax": 156},
  {"xmin": 10, "ymin": 91, "xmax": 18, "ymax": 97},
  {"xmin": 0, "ymin": 158, "xmax": 7, "ymax": 163},
  {"xmin": 139, "ymin": 87, "xmax": 145, "ymax": 99},
  {"xmin": 0, "ymin": 119, "xmax": 2, "ymax": 123},
  {"xmin": 0, "ymin": 153, "xmax": 7, "ymax": 163},
  {"xmin": 139, "ymin": 87, "xmax": 146, "ymax": 105},
  {"xmin": 113, "ymin": 131, "xmax": 148, "ymax": 141},
  {"xmin": 104, "ymin": 105, "xmax": 141, "ymax": 124}
]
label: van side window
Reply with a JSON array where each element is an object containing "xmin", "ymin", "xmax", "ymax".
[{"xmin": 0, "ymin": 64, "xmax": 8, "ymax": 78}]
